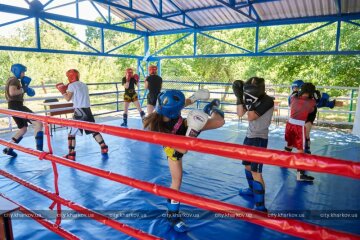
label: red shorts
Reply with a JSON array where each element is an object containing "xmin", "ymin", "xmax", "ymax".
[{"xmin": 285, "ymin": 122, "xmax": 305, "ymax": 151}]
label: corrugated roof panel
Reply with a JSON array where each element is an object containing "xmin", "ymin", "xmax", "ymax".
[
  {"xmin": 187, "ymin": 7, "xmax": 251, "ymax": 27},
  {"xmin": 172, "ymin": 0, "xmax": 219, "ymax": 11},
  {"xmin": 167, "ymin": 15, "xmax": 183, "ymax": 23},
  {"xmin": 109, "ymin": 6, "xmax": 130, "ymax": 19},
  {"xmin": 107, "ymin": 7, "xmax": 149, "ymax": 31},
  {"xmin": 152, "ymin": 0, "xmax": 178, "ymax": 13},
  {"xmin": 342, "ymin": 0, "xmax": 360, "ymax": 13},
  {"xmin": 112, "ymin": 0, "xmax": 155, "ymax": 17},
  {"xmin": 102, "ymin": 0, "xmax": 360, "ymax": 32},
  {"xmin": 254, "ymin": 0, "xmax": 337, "ymax": 21},
  {"xmin": 138, "ymin": 17, "xmax": 186, "ymax": 31}
]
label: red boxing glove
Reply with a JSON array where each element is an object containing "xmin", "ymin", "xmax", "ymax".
[
  {"xmin": 134, "ymin": 74, "xmax": 139, "ymax": 83},
  {"xmin": 56, "ymin": 83, "xmax": 68, "ymax": 95}
]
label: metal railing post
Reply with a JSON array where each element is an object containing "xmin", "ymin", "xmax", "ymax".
[
  {"xmin": 196, "ymin": 83, "xmax": 200, "ymax": 109},
  {"xmin": 115, "ymin": 83, "xmax": 119, "ymax": 112},
  {"xmin": 348, "ymin": 89, "xmax": 355, "ymax": 122}
]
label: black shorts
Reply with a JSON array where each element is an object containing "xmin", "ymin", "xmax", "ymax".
[
  {"xmin": 8, "ymin": 101, "xmax": 33, "ymax": 129},
  {"xmin": 147, "ymin": 92, "xmax": 160, "ymax": 106},
  {"xmin": 124, "ymin": 89, "xmax": 138, "ymax": 103},
  {"xmin": 72, "ymin": 108, "xmax": 96, "ymax": 135},
  {"xmin": 242, "ymin": 137, "xmax": 268, "ymax": 173},
  {"xmin": 306, "ymin": 107, "xmax": 318, "ymax": 124}
]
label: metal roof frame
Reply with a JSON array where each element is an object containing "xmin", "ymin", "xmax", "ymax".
[{"xmin": 0, "ymin": 0, "xmax": 359, "ymax": 61}]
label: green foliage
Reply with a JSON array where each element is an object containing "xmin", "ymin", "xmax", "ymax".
[{"xmin": 0, "ymin": 20, "xmax": 359, "ymax": 94}]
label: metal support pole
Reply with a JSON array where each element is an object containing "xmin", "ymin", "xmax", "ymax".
[
  {"xmin": 157, "ymin": 59, "xmax": 162, "ymax": 76},
  {"xmin": 348, "ymin": 89, "xmax": 355, "ymax": 122},
  {"xmin": 352, "ymin": 87, "xmax": 360, "ymax": 136},
  {"xmin": 35, "ymin": 17, "xmax": 41, "ymax": 49},
  {"xmin": 255, "ymin": 26, "xmax": 259, "ymax": 53},
  {"xmin": 115, "ymin": 83, "xmax": 119, "ymax": 112},
  {"xmin": 101, "ymin": 28, "xmax": 105, "ymax": 53},
  {"xmin": 193, "ymin": 32, "xmax": 197, "ymax": 56}
]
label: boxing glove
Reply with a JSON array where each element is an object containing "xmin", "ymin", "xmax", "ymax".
[
  {"xmin": 313, "ymin": 90, "xmax": 321, "ymax": 101},
  {"xmin": 56, "ymin": 83, "xmax": 68, "ymax": 95},
  {"xmin": 244, "ymin": 85, "xmax": 262, "ymax": 111},
  {"xmin": 21, "ymin": 76, "xmax": 31, "ymax": 92},
  {"xmin": 232, "ymin": 80, "xmax": 244, "ymax": 105},
  {"xmin": 26, "ymin": 87, "xmax": 35, "ymax": 97},
  {"xmin": 203, "ymin": 99, "xmax": 224, "ymax": 118},
  {"xmin": 134, "ymin": 74, "xmax": 139, "ymax": 83},
  {"xmin": 185, "ymin": 110, "xmax": 209, "ymax": 137},
  {"xmin": 244, "ymin": 94, "xmax": 261, "ymax": 111},
  {"xmin": 317, "ymin": 92, "xmax": 335, "ymax": 108},
  {"xmin": 189, "ymin": 89, "xmax": 210, "ymax": 103}
]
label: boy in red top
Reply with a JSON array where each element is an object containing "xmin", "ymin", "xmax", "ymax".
[{"xmin": 285, "ymin": 82, "xmax": 316, "ymax": 181}]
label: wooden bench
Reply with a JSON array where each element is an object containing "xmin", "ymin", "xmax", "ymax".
[
  {"xmin": 43, "ymin": 101, "xmax": 74, "ymax": 134},
  {"xmin": 273, "ymin": 100, "xmax": 281, "ymax": 125},
  {"xmin": 43, "ymin": 101, "xmax": 74, "ymax": 116}
]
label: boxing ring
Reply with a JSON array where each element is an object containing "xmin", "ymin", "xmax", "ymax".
[{"xmin": 0, "ymin": 109, "xmax": 359, "ymax": 240}]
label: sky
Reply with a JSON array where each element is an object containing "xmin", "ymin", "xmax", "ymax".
[{"xmin": 0, "ymin": 0, "xmax": 112, "ymax": 41}]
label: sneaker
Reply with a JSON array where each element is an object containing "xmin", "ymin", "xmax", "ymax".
[
  {"xmin": 64, "ymin": 152, "xmax": 76, "ymax": 161},
  {"xmin": 3, "ymin": 148, "xmax": 17, "ymax": 157},
  {"xmin": 304, "ymin": 149, "xmax": 312, "ymax": 154},
  {"xmin": 101, "ymin": 144, "xmax": 108, "ymax": 154},
  {"xmin": 167, "ymin": 213, "xmax": 188, "ymax": 233},
  {"xmin": 254, "ymin": 205, "xmax": 268, "ymax": 213},
  {"xmin": 173, "ymin": 218, "xmax": 188, "ymax": 232},
  {"xmin": 239, "ymin": 188, "xmax": 253, "ymax": 196},
  {"xmin": 297, "ymin": 171, "xmax": 314, "ymax": 182}
]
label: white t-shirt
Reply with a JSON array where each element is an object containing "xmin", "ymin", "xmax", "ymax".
[{"xmin": 67, "ymin": 81, "xmax": 91, "ymax": 108}]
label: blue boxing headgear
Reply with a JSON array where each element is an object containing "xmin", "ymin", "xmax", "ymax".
[
  {"xmin": 155, "ymin": 90, "xmax": 185, "ymax": 119},
  {"xmin": 11, "ymin": 64, "xmax": 27, "ymax": 79},
  {"xmin": 291, "ymin": 79, "xmax": 304, "ymax": 91}
]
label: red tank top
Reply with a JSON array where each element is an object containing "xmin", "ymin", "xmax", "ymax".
[{"xmin": 289, "ymin": 96, "xmax": 316, "ymax": 121}]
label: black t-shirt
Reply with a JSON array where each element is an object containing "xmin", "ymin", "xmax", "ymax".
[
  {"xmin": 122, "ymin": 77, "xmax": 137, "ymax": 94},
  {"xmin": 146, "ymin": 75, "xmax": 162, "ymax": 93},
  {"xmin": 164, "ymin": 117, "xmax": 187, "ymax": 136}
]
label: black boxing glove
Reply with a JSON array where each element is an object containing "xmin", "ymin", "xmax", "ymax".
[
  {"xmin": 313, "ymin": 90, "xmax": 321, "ymax": 102},
  {"xmin": 232, "ymin": 80, "xmax": 244, "ymax": 105}
]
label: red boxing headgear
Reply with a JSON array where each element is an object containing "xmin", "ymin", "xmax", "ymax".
[
  {"xmin": 126, "ymin": 68, "xmax": 134, "ymax": 80},
  {"xmin": 66, "ymin": 69, "xmax": 80, "ymax": 83},
  {"xmin": 149, "ymin": 65, "xmax": 157, "ymax": 75}
]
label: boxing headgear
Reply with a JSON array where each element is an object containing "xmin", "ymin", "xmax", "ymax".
[
  {"xmin": 11, "ymin": 64, "xmax": 27, "ymax": 79},
  {"xmin": 244, "ymin": 77, "xmax": 266, "ymax": 98},
  {"xmin": 299, "ymin": 82, "xmax": 315, "ymax": 97},
  {"xmin": 149, "ymin": 65, "xmax": 157, "ymax": 75},
  {"xmin": 291, "ymin": 79, "xmax": 304, "ymax": 91},
  {"xmin": 66, "ymin": 69, "xmax": 80, "ymax": 83},
  {"xmin": 155, "ymin": 90, "xmax": 185, "ymax": 119}
]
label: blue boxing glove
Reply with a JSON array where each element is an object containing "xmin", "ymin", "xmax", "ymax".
[
  {"xmin": 21, "ymin": 76, "xmax": 35, "ymax": 97},
  {"xmin": 26, "ymin": 87, "xmax": 36, "ymax": 97},
  {"xmin": 326, "ymin": 99, "xmax": 336, "ymax": 109},
  {"xmin": 203, "ymin": 99, "xmax": 224, "ymax": 118},
  {"xmin": 319, "ymin": 92, "xmax": 335, "ymax": 108},
  {"xmin": 317, "ymin": 92, "xmax": 332, "ymax": 108},
  {"xmin": 21, "ymin": 76, "xmax": 31, "ymax": 92}
]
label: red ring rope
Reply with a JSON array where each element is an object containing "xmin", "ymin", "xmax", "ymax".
[
  {"xmin": 0, "ymin": 140, "xmax": 358, "ymax": 240},
  {"xmin": 0, "ymin": 170, "xmax": 161, "ymax": 240},
  {"xmin": 0, "ymin": 109, "xmax": 358, "ymax": 179},
  {"xmin": 0, "ymin": 194, "xmax": 79, "ymax": 240}
]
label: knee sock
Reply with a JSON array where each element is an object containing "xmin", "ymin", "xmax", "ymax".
[{"xmin": 35, "ymin": 131, "xmax": 44, "ymax": 151}]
